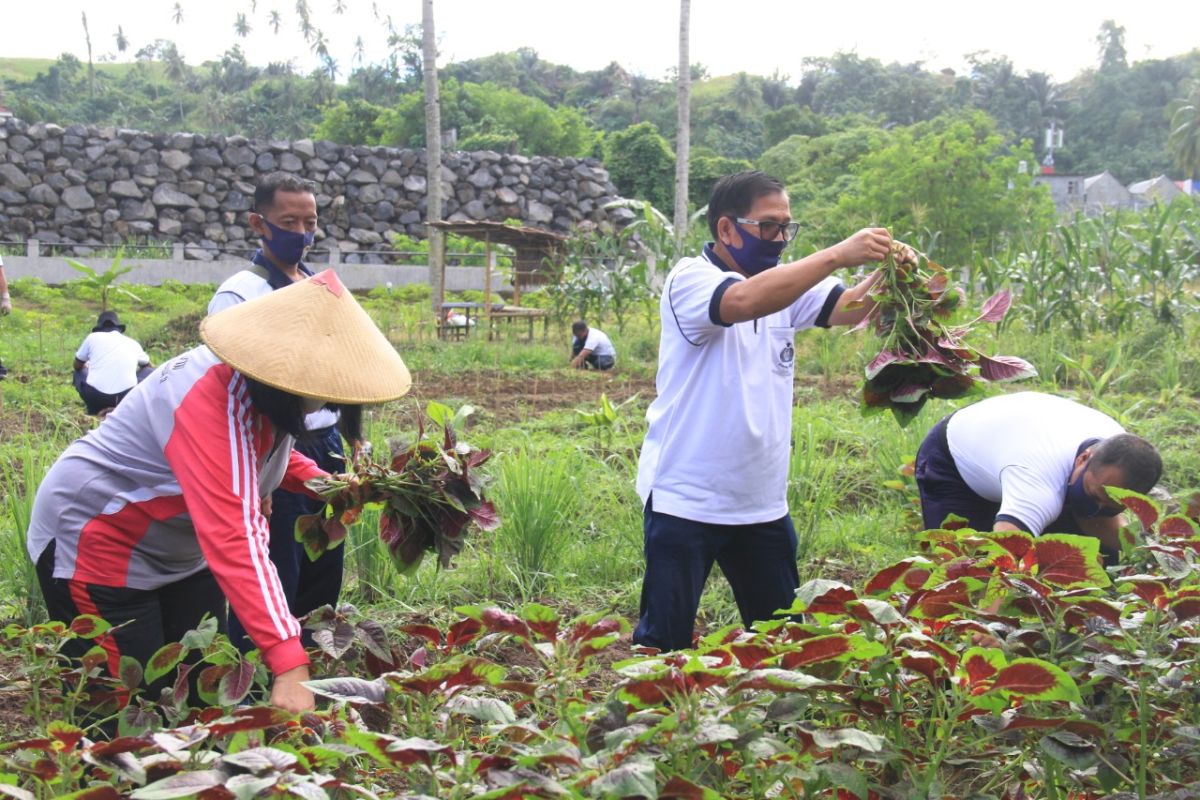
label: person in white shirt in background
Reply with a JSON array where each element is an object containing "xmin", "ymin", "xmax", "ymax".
[
  {"xmin": 73, "ymin": 310, "xmax": 151, "ymax": 416},
  {"xmin": 569, "ymin": 320, "xmax": 616, "ymax": 370}
]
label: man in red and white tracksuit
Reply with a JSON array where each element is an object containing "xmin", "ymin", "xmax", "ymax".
[{"xmin": 28, "ymin": 345, "xmax": 324, "ymax": 697}]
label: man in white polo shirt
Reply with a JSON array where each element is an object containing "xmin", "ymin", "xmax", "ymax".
[
  {"xmin": 73, "ymin": 311, "xmax": 152, "ymax": 416},
  {"xmin": 633, "ymin": 170, "xmax": 892, "ymax": 651},
  {"xmin": 208, "ymin": 171, "xmax": 354, "ymax": 653},
  {"xmin": 569, "ymin": 320, "xmax": 616, "ymax": 370},
  {"xmin": 915, "ymin": 391, "xmax": 1161, "ymax": 561}
]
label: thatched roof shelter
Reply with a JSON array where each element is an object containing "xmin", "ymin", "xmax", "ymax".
[{"xmin": 428, "ymin": 220, "xmax": 568, "ymax": 305}]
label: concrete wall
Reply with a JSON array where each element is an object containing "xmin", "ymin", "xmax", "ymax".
[{"xmin": 3, "ymin": 242, "xmax": 512, "ymax": 293}]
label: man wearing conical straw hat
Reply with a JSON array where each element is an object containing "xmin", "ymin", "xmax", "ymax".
[{"xmin": 28, "ymin": 270, "xmax": 410, "ymax": 714}]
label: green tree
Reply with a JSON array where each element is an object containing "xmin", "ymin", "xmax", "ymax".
[
  {"xmin": 839, "ymin": 110, "xmax": 1053, "ymax": 263},
  {"xmin": 312, "ymin": 98, "xmax": 384, "ymax": 144},
  {"xmin": 762, "ymin": 105, "xmax": 828, "ymax": 149},
  {"xmin": 604, "ymin": 122, "xmax": 675, "ymax": 210},
  {"xmin": 1096, "ymin": 19, "xmax": 1128, "ymax": 71},
  {"xmin": 688, "ymin": 151, "xmax": 752, "ymax": 207}
]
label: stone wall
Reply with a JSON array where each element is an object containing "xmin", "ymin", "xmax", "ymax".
[{"xmin": 0, "ymin": 117, "xmax": 635, "ymax": 263}]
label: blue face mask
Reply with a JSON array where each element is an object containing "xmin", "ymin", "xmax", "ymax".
[
  {"xmin": 262, "ymin": 219, "xmax": 315, "ymax": 266},
  {"xmin": 724, "ymin": 223, "xmax": 787, "ymax": 275},
  {"xmin": 1066, "ymin": 469, "xmax": 1123, "ymax": 518}
]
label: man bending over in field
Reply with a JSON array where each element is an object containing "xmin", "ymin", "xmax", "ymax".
[{"xmin": 915, "ymin": 391, "xmax": 1162, "ymax": 563}]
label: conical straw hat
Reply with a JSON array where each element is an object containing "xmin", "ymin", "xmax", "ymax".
[{"xmin": 200, "ymin": 269, "xmax": 411, "ymax": 404}]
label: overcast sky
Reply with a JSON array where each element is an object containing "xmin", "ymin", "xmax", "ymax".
[{"xmin": 4, "ymin": 1, "xmax": 1197, "ymax": 85}]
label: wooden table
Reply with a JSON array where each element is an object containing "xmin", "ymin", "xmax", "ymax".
[{"xmin": 438, "ymin": 303, "xmax": 549, "ymax": 341}]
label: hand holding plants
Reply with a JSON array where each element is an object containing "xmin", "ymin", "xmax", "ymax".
[
  {"xmin": 270, "ymin": 664, "xmax": 316, "ymax": 713},
  {"xmin": 833, "ymin": 226, "xmax": 893, "ymax": 268},
  {"xmin": 295, "ymin": 402, "xmax": 500, "ymax": 576},
  {"xmin": 854, "ymin": 239, "xmax": 1037, "ymax": 426}
]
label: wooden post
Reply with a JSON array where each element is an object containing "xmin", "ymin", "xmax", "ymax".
[
  {"xmin": 484, "ymin": 236, "xmax": 494, "ymax": 339},
  {"xmin": 512, "ymin": 248, "xmax": 522, "ymax": 306}
]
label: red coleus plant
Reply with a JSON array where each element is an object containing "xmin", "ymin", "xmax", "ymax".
[
  {"xmin": 295, "ymin": 402, "xmax": 500, "ymax": 575},
  {"xmin": 853, "ymin": 241, "xmax": 1037, "ymax": 426}
]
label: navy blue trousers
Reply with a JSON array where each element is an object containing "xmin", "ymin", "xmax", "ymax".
[
  {"xmin": 915, "ymin": 415, "xmax": 1085, "ymax": 535},
  {"xmin": 632, "ymin": 497, "xmax": 800, "ymax": 651},
  {"xmin": 229, "ymin": 425, "xmax": 346, "ymax": 651}
]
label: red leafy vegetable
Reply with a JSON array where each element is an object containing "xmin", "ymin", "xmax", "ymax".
[
  {"xmin": 854, "ymin": 241, "xmax": 1036, "ymax": 426},
  {"xmin": 295, "ymin": 403, "xmax": 499, "ymax": 575}
]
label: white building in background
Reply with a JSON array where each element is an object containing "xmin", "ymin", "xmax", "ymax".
[{"xmin": 1128, "ymin": 175, "xmax": 1184, "ymax": 209}]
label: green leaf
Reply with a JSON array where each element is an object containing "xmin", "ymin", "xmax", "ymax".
[
  {"xmin": 731, "ymin": 669, "xmax": 827, "ymax": 694},
  {"xmin": 145, "ymin": 642, "xmax": 186, "ymax": 685},
  {"xmin": 217, "ymin": 658, "xmax": 256, "ymax": 706},
  {"xmin": 179, "ymin": 616, "xmax": 219, "ymax": 650},
  {"xmin": 988, "ymin": 658, "xmax": 1082, "ymax": 703},
  {"xmin": 305, "ymin": 676, "xmax": 386, "ymax": 704},
  {"xmin": 220, "ymin": 747, "xmax": 299, "ymax": 773},
  {"xmin": 68, "ymin": 614, "xmax": 112, "ymax": 639},
  {"xmin": 425, "ymin": 401, "xmax": 454, "ymax": 429},
  {"xmin": 118, "ymin": 656, "xmax": 143, "ymax": 691},
  {"xmin": 130, "ymin": 770, "xmax": 226, "ymax": 799},
  {"xmin": 1038, "ymin": 731, "xmax": 1097, "ymax": 769},
  {"xmin": 816, "ymin": 762, "xmax": 870, "ymax": 800},
  {"xmin": 592, "ymin": 758, "xmax": 657, "ymax": 799},
  {"xmin": 445, "ymin": 694, "xmax": 517, "ymax": 723},
  {"xmin": 1034, "ymin": 534, "xmax": 1110, "ymax": 588},
  {"xmin": 809, "ymin": 726, "xmax": 887, "ymax": 753}
]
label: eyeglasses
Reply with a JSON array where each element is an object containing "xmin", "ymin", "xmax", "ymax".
[{"xmin": 731, "ymin": 217, "xmax": 801, "ymax": 242}]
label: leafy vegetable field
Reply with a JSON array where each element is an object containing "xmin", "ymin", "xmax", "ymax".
[{"xmin": 3, "ymin": 202, "xmax": 1200, "ymax": 798}]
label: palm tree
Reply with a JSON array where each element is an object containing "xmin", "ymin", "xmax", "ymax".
[
  {"xmin": 234, "ymin": 14, "xmax": 251, "ymax": 37},
  {"xmin": 81, "ymin": 12, "xmax": 95, "ymax": 99},
  {"xmin": 269, "ymin": 10, "xmax": 282, "ymax": 34},
  {"xmin": 114, "ymin": 26, "xmax": 129, "ymax": 54},
  {"xmin": 673, "ymin": 0, "xmax": 691, "ymax": 254},
  {"xmin": 1168, "ymin": 83, "xmax": 1200, "ymax": 179},
  {"xmin": 172, "ymin": 2, "xmax": 184, "ymax": 24},
  {"xmin": 422, "ymin": 0, "xmax": 445, "ymax": 316}
]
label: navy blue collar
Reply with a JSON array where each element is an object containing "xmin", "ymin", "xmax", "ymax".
[
  {"xmin": 252, "ymin": 249, "xmax": 313, "ymax": 291},
  {"xmin": 702, "ymin": 242, "xmax": 736, "ymax": 273}
]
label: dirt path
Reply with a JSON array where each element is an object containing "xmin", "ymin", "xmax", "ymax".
[{"xmin": 403, "ymin": 369, "xmax": 657, "ymax": 425}]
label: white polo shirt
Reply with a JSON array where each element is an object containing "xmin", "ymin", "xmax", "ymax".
[
  {"xmin": 580, "ymin": 328, "xmax": 616, "ymax": 359},
  {"xmin": 76, "ymin": 331, "xmax": 150, "ymax": 395},
  {"xmin": 209, "ymin": 262, "xmax": 339, "ymax": 431},
  {"xmin": 636, "ymin": 247, "xmax": 843, "ymax": 525},
  {"xmin": 946, "ymin": 392, "xmax": 1124, "ymax": 534}
]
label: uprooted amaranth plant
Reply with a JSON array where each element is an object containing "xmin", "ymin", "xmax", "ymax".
[
  {"xmin": 295, "ymin": 402, "xmax": 500, "ymax": 576},
  {"xmin": 853, "ymin": 240, "xmax": 1037, "ymax": 426}
]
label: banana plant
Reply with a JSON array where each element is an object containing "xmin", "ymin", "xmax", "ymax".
[{"xmin": 66, "ymin": 251, "xmax": 142, "ymax": 311}]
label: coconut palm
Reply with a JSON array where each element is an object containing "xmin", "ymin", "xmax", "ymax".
[
  {"xmin": 1167, "ymin": 83, "xmax": 1200, "ymax": 179},
  {"xmin": 423, "ymin": 0, "xmax": 445, "ymax": 315},
  {"xmin": 673, "ymin": 0, "xmax": 691, "ymax": 253}
]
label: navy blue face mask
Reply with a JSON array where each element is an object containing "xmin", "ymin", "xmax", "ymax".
[
  {"xmin": 1065, "ymin": 469, "xmax": 1123, "ymax": 518},
  {"xmin": 724, "ymin": 223, "xmax": 787, "ymax": 275},
  {"xmin": 262, "ymin": 219, "xmax": 315, "ymax": 266}
]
